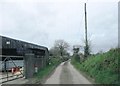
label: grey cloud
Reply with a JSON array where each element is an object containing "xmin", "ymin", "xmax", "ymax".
[{"xmin": 0, "ymin": 1, "xmax": 118, "ymax": 53}]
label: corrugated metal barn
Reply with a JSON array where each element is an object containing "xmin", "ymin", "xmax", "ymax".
[{"xmin": 0, "ymin": 36, "xmax": 49, "ymax": 82}]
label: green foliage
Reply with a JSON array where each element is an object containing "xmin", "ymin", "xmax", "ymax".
[
  {"xmin": 61, "ymin": 56, "xmax": 69, "ymax": 62},
  {"xmin": 72, "ymin": 54, "xmax": 80, "ymax": 63},
  {"xmin": 71, "ymin": 48, "xmax": 120, "ymax": 84},
  {"xmin": 36, "ymin": 57, "xmax": 61, "ymax": 80}
]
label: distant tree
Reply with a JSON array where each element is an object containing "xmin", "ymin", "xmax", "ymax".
[
  {"xmin": 49, "ymin": 39, "xmax": 70, "ymax": 61},
  {"xmin": 73, "ymin": 45, "xmax": 80, "ymax": 62},
  {"xmin": 54, "ymin": 40, "xmax": 69, "ymax": 57},
  {"xmin": 49, "ymin": 46, "xmax": 60, "ymax": 58},
  {"xmin": 73, "ymin": 45, "xmax": 80, "ymax": 54}
]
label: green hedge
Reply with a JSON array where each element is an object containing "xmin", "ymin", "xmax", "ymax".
[{"xmin": 71, "ymin": 48, "xmax": 119, "ymax": 85}]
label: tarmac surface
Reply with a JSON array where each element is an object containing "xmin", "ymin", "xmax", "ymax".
[
  {"xmin": 45, "ymin": 60, "xmax": 92, "ymax": 84},
  {"xmin": 1, "ymin": 60, "xmax": 93, "ymax": 85}
]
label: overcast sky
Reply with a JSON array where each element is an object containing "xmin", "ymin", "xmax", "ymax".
[{"xmin": 0, "ymin": 0, "xmax": 119, "ymax": 53}]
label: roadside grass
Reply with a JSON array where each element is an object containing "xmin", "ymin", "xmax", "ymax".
[
  {"xmin": 36, "ymin": 58, "xmax": 60, "ymax": 79},
  {"xmin": 35, "ymin": 57, "xmax": 61, "ymax": 83},
  {"xmin": 71, "ymin": 48, "xmax": 120, "ymax": 85}
]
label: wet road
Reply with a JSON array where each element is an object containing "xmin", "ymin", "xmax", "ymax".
[{"xmin": 45, "ymin": 60, "xmax": 92, "ymax": 84}]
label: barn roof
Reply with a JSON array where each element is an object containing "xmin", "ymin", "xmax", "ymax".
[
  {"xmin": 0, "ymin": 35, "xmax": 48, "ymax": 50},
  {"xmin": 0, "ymin": 35, "xmax": 49, "ymax": 56}
]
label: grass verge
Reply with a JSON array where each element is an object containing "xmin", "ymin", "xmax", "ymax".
[{"xmin": 71, "ymin": 48, "xmax": 120, "ymax": 85}]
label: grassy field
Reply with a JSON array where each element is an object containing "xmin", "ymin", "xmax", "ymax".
[{"xmin": 71, "ymin": 48, "xmax": 120, "ymax": 85}]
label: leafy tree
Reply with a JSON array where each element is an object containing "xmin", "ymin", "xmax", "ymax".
[{"xmin": 84, "ymin": 38, "xmax": 92, "ymax": 59}]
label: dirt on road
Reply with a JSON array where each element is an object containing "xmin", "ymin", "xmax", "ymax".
[{"xmin": 45, "ymin": 60, "xmax": 92, "ymax": 84}]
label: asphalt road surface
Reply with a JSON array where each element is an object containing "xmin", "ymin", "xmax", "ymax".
[{"xmin": 45, "ymin": 60, "xmax": 92, "ymax": 84}]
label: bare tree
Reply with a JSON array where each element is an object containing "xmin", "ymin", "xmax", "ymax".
[
  {"xmin": 54, "ymin": 40, "xmax": 69, "ymax": 58},
  {"xmin": 49, "ymin": 46, "xmax": 59, "ymax": 57}
]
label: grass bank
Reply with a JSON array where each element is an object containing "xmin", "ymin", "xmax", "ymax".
[
  {"xmin": 27, "ymin": 57, "xmax": 61, "ymax": 84},
  {"xmin": 71, "ymin": 48, "xmax": 119, "ymax": 85}
]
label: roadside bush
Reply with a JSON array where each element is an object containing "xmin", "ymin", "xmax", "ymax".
[
  {"xmin": 72, "ymin": 54, "xmax": 80, "ymax": 63},
  {"xmin": 35, "ymin": 57, "xmax": 61, "ymax": 83},
  {"xmin": 71, "ymin": 48, "xmax": 119, "ymax": 85}
]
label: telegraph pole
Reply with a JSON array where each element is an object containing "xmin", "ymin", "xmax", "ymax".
[{"xmin": 84, "ymin": 3, "xmax": 89, "ymax": 58}]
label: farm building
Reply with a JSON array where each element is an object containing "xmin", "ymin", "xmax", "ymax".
[{"xmin": 0, "ymin": 35, "xmax": 49, "ymax": 81}]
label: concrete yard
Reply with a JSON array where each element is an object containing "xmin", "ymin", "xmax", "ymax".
[
  {"xmin": 2, "ymin": 77, "xmax": 28, "ymax": 84},
  {"xmin": 0, "ymin": 71, "xmax": 24, "ymax": 84},
  {"xmin": 0, "ymin": 72, "xmax": 28, "ymax": 84}
]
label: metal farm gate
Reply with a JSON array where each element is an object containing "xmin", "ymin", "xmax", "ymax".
[
  {"xmin": 0, "ymin": 55, "xmax": 24, "ymax": 84},
  {"xmin": 0, "ymin": 36, "xmax": 49, "ymax": 84}
]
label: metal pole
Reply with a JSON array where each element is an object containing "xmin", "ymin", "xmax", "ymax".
[
  {"xmin": 4, "ymin": 57, "xmax": 8, "ymax": 81},
  {"xmin": 7, "ymin": 60, "xmax": 8, "ymax": 81}
]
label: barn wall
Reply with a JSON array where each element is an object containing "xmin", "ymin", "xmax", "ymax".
[
  {"xmin": 0, "ymin": 36, "xmax": 49, "ymax": 79},
  {"xmin": 34, "ymin": 58, "xmax": 44, "ymax": 70}
]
